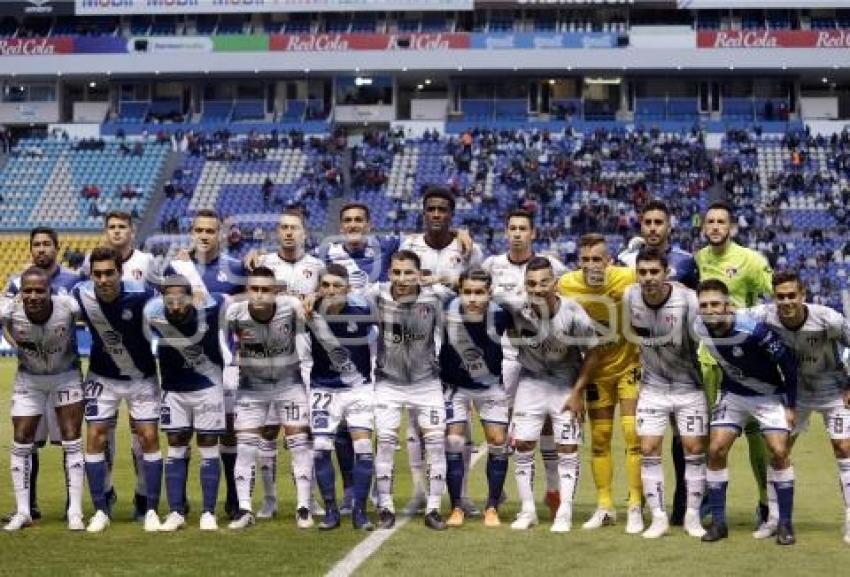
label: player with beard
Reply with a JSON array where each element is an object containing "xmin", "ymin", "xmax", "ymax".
[{"xmin": 696, "ymin": 202, "xmax": 774, "ymax": 532}]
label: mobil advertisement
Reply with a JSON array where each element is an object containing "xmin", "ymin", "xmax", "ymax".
[{"xmin": 698, "ymin": 29, "xmax": 850, "ymax": 49}]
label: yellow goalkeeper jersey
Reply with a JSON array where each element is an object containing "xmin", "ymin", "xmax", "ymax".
[{"xmin": 558, "ymin": 266, "xmax": 640, "ymax": 384}]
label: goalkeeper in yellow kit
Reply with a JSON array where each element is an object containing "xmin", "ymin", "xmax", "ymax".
[
  {"xmin": 696, "ymin": 202, "xmax": 774, "ymax": 535},
  {"xmin": 558, "ymin": 233, "xmax": 644, "ymax": 534}
]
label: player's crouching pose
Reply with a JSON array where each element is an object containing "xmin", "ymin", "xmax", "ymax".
[
  {"xmin": 508, "ymin": 257, "xmax": 601, "ymax": 533},
  {"xmin": 74, "ymin": 247, "xmax": 163, "ymax": 533},
  {"xmin": 441, "ymin": 269, "xmax": 512, "ymax": 528},
  {"xmin": 2, "ymin": 268, "xmax": 86, "ymax": 531},
  {"xmin": 144, "ymin": 275, "xmax": 227, "ymax": 532},
  {"xmin": 307, "ymin": 264, "xmax": 376, "ymax": 531},
  {"xmin": 225, "ymin": 266, "xmax": 314, "ymax": 530},
  {"xmin": 696, "ymin": 279, "xmax": 799, "ymax": 546},
  {"xmin": 369, "ymin": 250, "xmax": 449, "ymax": 531},
  {"xmin": 623, "ymin": 248, "xmax": 707, "ymax": 539},
  {"xmin": 749, "ymin": 271, "xmax": 850, "ymax": 544}
]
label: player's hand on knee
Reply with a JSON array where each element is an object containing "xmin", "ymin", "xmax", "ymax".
[{"xmin": 563, "ymin": 391, "xmax": 585, "ymax": 423}]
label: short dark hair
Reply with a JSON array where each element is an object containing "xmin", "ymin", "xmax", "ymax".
[
  {"xmin": 321, "ymin": 263, "xmax": 350, "ymax": 284},
  {"xmin": 579, "ymin": 233, "xmax": 607, "ymax": 250},
  {"xmin": 642, "ymin": 200, "xmax": 670, "ymax": 218},
  {"xmin": 280, "ymin": 208, "xmax": 306, "ymax": 226},
  {"xmin": 29, "ymin": 226, "xmax": 58, "ymax": 248},
  {"xmin": 193, "ymin": 209, "xmax": 220, "ymax": 222},
  {"xmin": 20, "ymin": 266, "xmax": 49, "ymax": 284},
  {"xmin": 160, "ymin": 273, "xmax": 192, "ymax": 295},
  {"xmin": 249, "ymin": 266, "xmax": 276, "ymax": 280},
  {"xmin": 422, "ymin": 186, "xmax": 455, "ymax": 212},
  {"xmin": 772, "ymin": 270, "xmax": 803, "ymax": 290},
  {"xmin": 635, "ymin": 247, "xmax": 669, "ymax": 269},
  {"xmin": 104, "ymin": 210, "xmax": 133, "ymax": 227},
  {"xmin": 705, "ymin": 202, "xmax": 734, "ymax": 220},
  {"xmin": 89, "ymin": 246, "xmax": 122, "ymax": 271},
  {"xmin": 339, "ymin": 202, "xmax": 370, "ymax": 222},
  {"xmin": 506, "ymin": 209, "xmax": 535, "ymax": 229},
  {"xmin": 459, "ymin": 268, "xmax": 492, "ymax": 289},
  {"xmin": 390, "ymin": 249, "xmax": 421, "ymax": 271},
  {"xmin": 697, "ymin": 278, "xmax": 729, "ymax": 296},
  {"xmin": 526, "ymin": 256, "xmax": 553, "ymax": 274}
]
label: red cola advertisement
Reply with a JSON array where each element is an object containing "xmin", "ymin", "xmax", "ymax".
[
  {"xmin": 698, "ymin": 29, "xmax": 850, "ymax": 49},
  {"xmin": 269, "ymin": 32, "xmax": 470, "ymax": 52},
  {"xmin": 0, "ymin": 37, "xmax": 74, "ymax": 56}
]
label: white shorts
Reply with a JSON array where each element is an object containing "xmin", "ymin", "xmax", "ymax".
[
  {"xmin": 12, "ymin": 372, "xmax": 84, "ymax": 417},
  {"xmin": 161, "ymin": 387, "xmax": 226, "ymax": 435},
  {"xmin": 794, "ymin": 398, "xmax": 850, "ymax": 440},
  {"xmin": 510, "ymin": 377, "xmax": 582, "ymax": 445},
  {"xmin": 310, "ymin": 386, "xmax": 374, "ymax": 437},
  {"xmin": 234, "ymin": 387, "xmax": 309, "ymax": 431},
  {"xmin": 444, "ymin": 386, "xmax": 509, "ymax": 427},
  {"xmin": 84, "ymin": 375, "xmax": 160, "ymax": 423},
  {"xmin": 637, "ymin": 388, "xmax": 709, "ymax": 437},
  {"xmin": 223, "ymin": 365, "xmax": 239, "ymax": 416},
  {"xmin": 374, "ymin": 378, "xmax": 446, "ymax": 433},
  {"xmin": 710, "ymin": 392, "xmax": 790, "ymax": 434}
]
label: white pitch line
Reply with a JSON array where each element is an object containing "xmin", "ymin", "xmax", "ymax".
[{"xmin": 326, "ymin": 442, "xmax": 489, "ymax": 577}]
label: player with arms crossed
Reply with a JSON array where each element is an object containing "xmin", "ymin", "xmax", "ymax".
[
  {"xmin": 2, "ymin": 227, "xmax": 81, "ymax": 524},
  {"xmin": 225, "ymin": 266, "xmax": 314, "ymax": 529},
  {"xmin": 306, "ymin": 264, "xmax": 376, "ymax": 531},
  {"xmin": 370, "ymin": 250, "xmax": 449, "ymax": 530},
  {"xmin": 481, "ymin": 209, "xmax": 567, "ymax": 518},
  {"xmin": 441, "ymin": 268, "xmax": 513, "ymax": 528},
  {"xmin": 696, "ymin": 202, "xmax": 774, "ymax": 530},
  {"xmin": 559, "ymin": 233, "xmax": 644, "ymax": 533},
  {"xmin": 2, "ymin": 267, "xmax": 86, "ymax": 531},
  {"xmin": 623, "ymin": 248, "xmax": 707, "ymax": 539},
  {"xmin": 749, "ymin": 271, "xmax": 850, "ymax": 543},
  {"xmin": 144, "ymin": 275, "xmax": 228, "ymax": 532},
  {"xmin": 509, "ymin": 257, "xmax": 600, "ymax": 532},
  {"xmin": 74, "ymin": 247, "xmax": 163, "ymax": 533},
  {"xmin": 696, "ymin": 279, "xmax": 798, "ymax": 545}
]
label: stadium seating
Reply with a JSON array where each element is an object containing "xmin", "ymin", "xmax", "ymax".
[{"xmin": 0, "ymin": 137, "xmax": 170, "ymax": 231}]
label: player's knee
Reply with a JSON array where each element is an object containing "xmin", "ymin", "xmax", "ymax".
[
  {"xmin": 196, "ymin": 434, "xmax": 218, "ymax": 448},
  {"xmin": 313, "ymin": 434, "xmax": 334, "ymax": 453},
  {"xmin": 485, "ymin": 428, "xmax": 507, "ymax": 448},
  {"xmin": 352, "ymin": 438, "xmax": 372, "ymax": 456},
  {"xmin": 832, "ymin": 440, "xmax": 850, "ymax": 459},
  {"xmin": 681, "ymin": 437, "xmax": 705, "ymax": 456},
  {"xmin": 557, "ymin": 444, "xmax": 578, "ymax": 455},
  {"xmin": 514, "ymin": 440, "xmax": 536, "ymax": 452},
  {"xmin": 446, "ymin": 433, "xmax": 465, "ymax": 455},
  {"xmin": 136, "ymin": 427, "xmax": 160, "ymax": 452},
  {"xmin": 590, "ymin": 420, "xmax": 613, "ymax": 452}
]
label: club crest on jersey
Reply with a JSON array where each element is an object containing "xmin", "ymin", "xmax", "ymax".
[
  {"xmin": 415, "ymin": 304, "xmax": 431, "ymax": 319},
  {"xmin": 725, "ymin": 267, "xmax": 738, "ymax": 278},
  {"xmin": 347, "ymin": 321, "xmax": 358, "ymax": 333},
  {"xmin": 303, "ymin": 269, "xmax": 313, "ymax": 278},
  {"xmin": 667, "ymin": 267, "xmax": 678, "ymax": 279},
  {"xmin": 217, "ymin": 270, "xmax": 228, "ymax": 282},
  {"xmin": 131, "ymin": 269, "xmax": 143, "ymax": 281},
  {"xmin": 122, "ymin": 309, "xmax": 133, "ymax": 321}
]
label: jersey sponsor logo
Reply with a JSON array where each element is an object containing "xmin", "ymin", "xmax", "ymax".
[
  {"xmin": 415, "ymin": 304, "xmax": 432, "ymax": 319},
  {"xmin": 131, "ymin": 269, "xmax": 144, "ymax": 281},
  {"xmin": 121, "ymin": 309, "xmax": 133, "ymax": 321},
  {"xmin": 725, "ymin": 267, "xmax": 738, "ymax": 278},
  {"xmin": 303, "ymin": 269, "xmax": 314, "ymax": 278},
  {"xmin": 102, "ymin": 329, "xmax": 123, "ymax": 346}
]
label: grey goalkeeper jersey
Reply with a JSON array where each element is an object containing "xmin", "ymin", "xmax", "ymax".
[
  {"xmin": 368, "ymin": 283, "xmax": 445, "ymax": 386},
  {"xmin": 225, "ymin": 295, "xmax": 310, "ymax": 392},
  {"xmin": 3, "ymin": 294, "xmax": 81, "ymax": 381},
  {"xmin": 623, "ymin": 283, "xmax": 702, "ymax": 393},
  {"xmin": 748, "ymin": 303, "xmax": 850, "ymax": 406},
  {"xmin": 506, "ymin": 296, "xmax": 598, "ymax": 387}
]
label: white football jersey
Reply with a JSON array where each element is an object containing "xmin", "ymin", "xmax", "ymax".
[
  {"xmin": 748, "ymin": 303, "xmax": 850, "ymax": 406},
  {"xmin": 81, "ymin": 248, "xmax": 155, "ymax": 284},
  {"xmin": 507, "ymin": 296, "xmax": 598, "ymax": 387},
  {"xmin": 258, "ymin": 252, "xmax": 323, "ymax": 297},
  {"xmin": 225, "ymin": 295, "xmax": 310, "ymax": 392},
  {"xmin": 400, "ymin": 234, "xmax": 483, "ymax": 285},
  {"xmin": 481, "ymin": 252, "xmax": 567, "ymax": 303},
  {"xmin": 623, "ymin": 283, "xmax": 702, "ymax": 393},
  {"xmin": 3, "ymin": 294, "xmax": 81, "ymax": 380}
]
